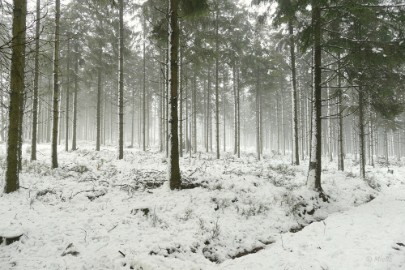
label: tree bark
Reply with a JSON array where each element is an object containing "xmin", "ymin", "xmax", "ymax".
[
  {"xmin": 65, "ymin": 36, "xmax": 70, "ymax": 152},
  {"xmin": 142, "ymin": 26, "xmax": 146, "ymax": 152},
  {"xmin": 358, "ymin": 86, "xmax": 366, "ymax": 179},
  {"xmin": 206, "ymin": 68, "xmax": 211, "ymax": 153},
  {"xmin": 289, "ymin": 20, "xmax": 299, "ymax": 165},
  {"xmin": 215, "ymin": 0, "xmax": 220, "ymax": 159},
  {"xmin": 307, "ymin": 0, "xmax": 323, "ymax": 194},
  {"xmin": 337, "ymin": 76, "xmax": 344, "ymax": 171},
  {"xmin": 117, "ymin": 0, "xmax": 124, "ymax": 159},
  {"xmin": 256, "ymin": 69, "xmax": 261, "ymax": 160},
  {"xmin": 168, "ymin": 0, "xmax": 181, "ymax": 189},
  {"xmin": 96, "ymin": 65, "xmax": 102, "ymax": 151},
  {"xmin": 192, "ymin": 68, "xmax": 197, "ymax": 153},
  {"xmin": 236, "ymin": 66, "xmax": 240, "ymax": 158},
  {"xmin": 72, "ymin": 42, "xmax": 78, "ymax": 151},
  {"xmin": 179, "ymin": 45, "xmax": 183, "ymax": 157},
  {"xmin": 31, "ymin": 0, "xmax": 40, "ymax": 161},
  {"xmin": 51, "ymin": 0, "xmax": 60, "ymax": 169},
  {"xmin": 5, "ymin": 0, "xmax": 27, "ymax": 193},
  {"xmin": 368, "ymin": 99, "xmax": 374, "ymax": 167}
]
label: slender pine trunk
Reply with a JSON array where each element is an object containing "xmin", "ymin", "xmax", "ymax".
[
  {"xmin": 358, "ymin": 86, "xmax": 366, "ymax": 178},
  {"xmin": 65, "ymin": 37, "xmax": 70, "ymax": 152},
  {"xmin": 51, "ymin": 0, "xmax": 60, "ymax": 169},
  {"xmin": 289, "ymin": 20, "xmax": 299, "ymax": 165},
  {"xmin": 96, "ymin": 67, "xmax": 102, "ymax": 151},
  {"xmin": 215, "ymin": 1, "xmax": 220, "ymax": 159},
  {"xmin": 72, "ymin": 42, "xmax": 78, "ymax": 151},
  {"xmin": 117, "ymin": 0, "xmax": 124, "ymax": 159},
  {"xmin": 142, "ymin": 30, "xmax": 146, "ymax": 152},
  {"xmin": 337, "ymin": 55, "xmax": 344, "ymax": 171},
  {"xmin": 31, "ymin": 0, "xmax": 40, "ymax": 161}
]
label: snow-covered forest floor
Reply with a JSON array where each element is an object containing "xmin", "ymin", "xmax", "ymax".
[{"xmin": 1, "ymin": 144, "xmax": 404, "ymax": 270}]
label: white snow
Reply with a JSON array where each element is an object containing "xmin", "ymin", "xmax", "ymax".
[
  {"xmin": 0, "ymin": 144, "xmax": 404, "ymax": 270},
  {"xmin": 217, "ymin": 185, "xmax": 405, "ymax": 270}
]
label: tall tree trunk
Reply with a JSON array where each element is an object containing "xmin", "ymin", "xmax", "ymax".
[
  {"xmin": 179, "ymin": 46, "xmax": 183, "ymax": 157},
  {"xmin": 256, "ymin": 70, "xmax": 261, "ymax": 160},
  {"xmin": 131, "ymin": 86, "xmax": 135, "ymax": 148},
  {"xmin": 276, "ymin": 90, "xmax": 280, "ymax": 154},
  {"xmin": 206, "ymin": 67, "xmax": 211, "ymax": 153},
  {"xmin": 358, "ymin": 87, "xmax": 366, "ymax": 179},
  {"xmin": 160, "ymin": 65, "xmax": 164, "ymax": 152},
  {"xmin": 31, "ymin": 0, "xmax": 40, "ymax": 161},
  {"xmin": 236, "ymin": 66, "xmax": 240, "ymax": 158},
  {"xmin": 118, "ymin": 0, "xmax": 124, "ymax": 159},
  {"xmin": 215, "ymin": 1, "xmax": 220, "ymax": 159},
  {"xmin": 384, "ymin": 127, "xmax": 389, "ymax": 166},
  {"xmin": 233, "ymin": 65, "xmax": 237, "ymax": 155},
  {"xmin": 192, "ymin": 68, "xmax": 197, "ymax": 153},
  {"xmin": 185, "ymin": 73, "xmax": 189, "ymax": 153},
  {"xmin": 165, "ymin": 48, "xmax": 169, "ymax": 157},
  {"xmin": 96, "ymin": 66, "xmax": 102, "ymax": 151},
  {"xmin": 142, "ymin": 29, "xmax": 146, "ymax": 152},
  {"xmin": 327, "ymin": 84, "xmax": 332, "ymax": 162},
  {"xmin": 65, "ymin": 37, "xmax": 70, "ymax": 152},
  {"xmin": 5, "ymin": 0, "xmax": 27, "ymax": 193},
  {"xmin": 368, "ymin": 99, "xmax": 374, "ymax": 167},
  {"xmin": 168, "ymin": 0, "xmax": 181, "ymax": 189},
  {"xmin": 223, "ymin": 70, "xmax": 227, "ymax": 153},
  {"xmin": 72, "ymin": 42, "xmax": 78, "ymax": 151},
  {"xmin": 289, "ymin": 20, "xmax": 299, "ymax": 165},
  {"xmin": 307, "ymin": 0, "xmax": 324, "ymax": 194},
  {"xmin": 0, "ymin": 63, "xmax": 3, "ymax": 143},
  {"xmin": 51, "ymin": 0, "xmax": 60, "ymax": 169},
  {"xmin": 337, "ymin": 55, "xmax": 344, "ymax": 171}
]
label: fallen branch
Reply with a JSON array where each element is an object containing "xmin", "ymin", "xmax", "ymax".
[{"xmin": 119, "ymin": 250, "xmax": 126, "ymax": 257}]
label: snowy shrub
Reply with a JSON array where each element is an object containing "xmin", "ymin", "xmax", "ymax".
[
  {"xmin": 179, "ymin": 208, "xmax": 193, "ymax": 221},
  {"xmin": 67, "ymin": 164, "xmax": 89, "ymax": 174},
  {"xmin": 268, "ymin": 164, "xmax": 296, "ymax": 176},
  {"xmin": 24, "ymin": 162, "xmax": 52, "ymax": 176},
  {"xmin": 197, "ymin": 218, "xmax": 220, "ymax": 240},
  {"xmin": 238, "ymin": 200, "xmax": 269, "ymax": 218},
  {"xmin": 281, "ymin": 191, "xmax": 316, "ymax": 222},
  {"xmin": 346, "ymin": 171, "xmax": 357, "ymax": 178},
  {"xmin": 365, "ymin": 176, "xmax": 381, "ymax": 191}
]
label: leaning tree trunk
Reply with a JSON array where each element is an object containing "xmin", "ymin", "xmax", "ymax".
[
  {"xmin": 5, "ymin": 0, "xmax": 27, "ymax": 193},
  {"xmin": 31, "ymin": 0, "xmax": 40, "ymax": 161},
  {"xmin": 51, "ymin": 0, "xmax": 60, "ymax": 169},
  {"xmin": 168, "ymin": 0, "xmax": 181, "ymax": 189},
  {"xmin": 118, "ymin": 0, "xmax": 124, "ymax": 159},
  {"xmin": 307, "ymin": 0, "xmax": 324, "ymax": 195}
]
